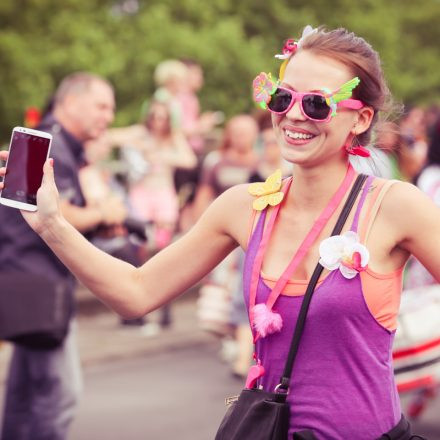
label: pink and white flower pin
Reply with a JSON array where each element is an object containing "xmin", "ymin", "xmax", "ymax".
[{"xmin": 319, "ymin": 231, "xmax": 369, "ymax": 279}]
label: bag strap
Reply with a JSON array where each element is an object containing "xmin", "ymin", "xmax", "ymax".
[{"xmin": 276, "ymin": 173, "xmax": 368, "ymax": 392}]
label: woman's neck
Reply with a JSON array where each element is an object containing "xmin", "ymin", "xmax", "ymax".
[{"xmin": 288, "ymin": 158, "xmax": 351, "ymax": 211}]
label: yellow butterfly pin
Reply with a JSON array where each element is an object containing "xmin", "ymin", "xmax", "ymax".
[{"xmin": 248, "ymin": 169, "xmax": 285, "ymax": 211}]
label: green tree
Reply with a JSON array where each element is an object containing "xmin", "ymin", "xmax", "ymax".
[{"xmin": 0, "ymin": 0, "xmax": 439, "ymax": 143}]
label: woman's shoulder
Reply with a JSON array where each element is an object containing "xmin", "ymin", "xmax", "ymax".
[
  {"xmin": 374, "ymin": 177, "xmax": 434, "ymax": 226},
  {"xmin": 216, "ymin": 183, "xmax": 255, "ymax": 213}
]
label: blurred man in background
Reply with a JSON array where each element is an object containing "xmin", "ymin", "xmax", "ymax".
[{"xmin": 0, "ymin": 72, "xmax": 124, "ymax": 440}]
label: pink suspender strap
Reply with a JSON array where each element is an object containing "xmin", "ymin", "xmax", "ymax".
[
  {"xmin": 248, "ymin": 178, "xmax": 293, "ymax": 322},
  {"xmin": 249, "ymin": 165, "xmax": 357, "ymax": 330}
]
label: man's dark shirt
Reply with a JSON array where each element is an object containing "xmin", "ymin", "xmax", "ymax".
[{"xmin": 0, "ymin": 114, "xmax": 86, "ymax": 293}]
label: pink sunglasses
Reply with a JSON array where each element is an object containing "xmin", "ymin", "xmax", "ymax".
[{"xmin": 267, "ymin": 86, "xmax": 364, "ymax": 122}]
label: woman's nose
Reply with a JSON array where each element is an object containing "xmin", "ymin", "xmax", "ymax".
[{"xmin": 285, "ymin": 98, "xmax": 307, "ymax": 122}]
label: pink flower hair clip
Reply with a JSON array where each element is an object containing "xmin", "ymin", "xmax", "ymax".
[
  {"xmin": 275, "ymin": 26, "xmax": 318, "ymax": 80},
  {"xmin": 252, "ymin": 72, "xmax": 278, "ymax": 110},
  {"xmin": 275, "ymin": 38, "xmax": 297, "ymax": 60}
]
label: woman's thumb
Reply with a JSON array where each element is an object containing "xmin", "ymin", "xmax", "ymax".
[{"xmin": 42, "ymin": 158, "xmax": 55, "ymax": 185}]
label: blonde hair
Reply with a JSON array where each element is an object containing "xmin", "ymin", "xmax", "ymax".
[{"xmin": 154, "ymin": 60, "xmax": 188, "ymax": 86}]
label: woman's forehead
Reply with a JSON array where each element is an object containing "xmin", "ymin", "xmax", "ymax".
[{"xmin": 283, "ymin": 50, "xmax": 352, "ymax": 92}]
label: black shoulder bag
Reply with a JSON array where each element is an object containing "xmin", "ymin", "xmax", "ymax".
[
  {"xmin": 215, "ymin": 174, "xmax": 368, "ymax": 440},
  {"xmin": 0, "ymin": 273, "xmax": 74, "ymax": 350}
]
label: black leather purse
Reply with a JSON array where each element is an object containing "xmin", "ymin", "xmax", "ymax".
[
  {"xmin": 215, "ymin": 174, "xmax": 368, "ymax": 440},
  {"xmin": 0, "ymin": 272, "xmax": 74, "ymax": 350}
]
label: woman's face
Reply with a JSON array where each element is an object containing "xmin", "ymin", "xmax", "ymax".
[
  {"xmin": 227, "ymin": 117, "xmax": 258, "ymax": 153},
  {"xmin": 149, "ymin": 104, "xmax": 171, "ymax": 134},
  {"xmin": 271, "ymin": 50, "xmax": 361, "ymax": 167}
]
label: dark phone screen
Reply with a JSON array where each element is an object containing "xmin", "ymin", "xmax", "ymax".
[{"xmin": 1, "ymin": 131, "xmax": 50, "ymax": 205}]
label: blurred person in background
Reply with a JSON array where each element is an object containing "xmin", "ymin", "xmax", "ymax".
[
  {"xmin": 174, "ymin": 58, "xmax": 223, "ymax": 232},
  {"xmin": 192, "ymin": 114, "xmax": 259, "ymax": 219},
  {"xmin": 108, "ymin": 100, "xmax": 196, "ymax": 332},
  {"xmin": 373, "ymin": 121, "xmax": 426, "ymax": 181},
  {"xmin": 399, "ymin": 106, "xmax": 428, "ymax": 181},
  {"xmin": 399, "ymin": 115, "xmax": 440, "ymax": 418},
  {"xmin": 80, "ymin": 134, "xmax": 149, "ymax": 276},
  {"xmin": 250, "ymin": 111, "xmax": 291, "ymax": 182},
  {"xmin": 149, "ymin": 59, "xmax": 188, "ymax": 129},
  {"xmin": 178, "ymin": 58, "xmax": 222, "ymax": 155},
  {"xmin": 405, "ymin": 116, "xmax": 440, "ymax": 289},
  {"xmin": 194, "ymin": 114, "xmax": 259, "ymax": 379},
  {"xmin": 0, "ymin": 72, "xmax": 119, "ymax": 440},
  {"xmin": 425, "ymin": 104, "xmax": 440, "ymax": 137},
  {"xmin": 109, "ymin": 100, "xmax": 196, "ymax": 251}
]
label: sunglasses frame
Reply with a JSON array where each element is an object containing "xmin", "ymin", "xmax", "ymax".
[{"xmin": 268, "ymin": 86, "xmax": 364, "ymax": 122}]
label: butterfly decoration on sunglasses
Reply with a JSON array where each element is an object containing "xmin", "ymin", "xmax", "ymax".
[
  {"xmin": 248, "ymin": 169, "xmax": 284, "ymax": 211},
  {"xmin": 322, "ymin": 77, "xmax": 360, "ymax": 117}
]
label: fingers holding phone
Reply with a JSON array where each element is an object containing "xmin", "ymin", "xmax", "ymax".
[
  {"xmin": 0, "ymin": 150, "xmax": 9, "ymax": 189},
  {"xmin": 20, "ymin": 158, "xmax": 63, "ymax": 234}
]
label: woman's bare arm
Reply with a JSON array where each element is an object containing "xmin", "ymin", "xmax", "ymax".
[{"xmin": 16, "ymin": 159, "xmax": 251, "ymax": 318}]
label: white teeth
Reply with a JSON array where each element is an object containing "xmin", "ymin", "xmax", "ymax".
[{"xmin": 285, "ymin": 129, "xmax": 314, "ymax": 140}]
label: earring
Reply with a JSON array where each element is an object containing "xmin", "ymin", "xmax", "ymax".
[{"xmin": 344, "ymin": 131, "xmax": 370, "ymax": 158}]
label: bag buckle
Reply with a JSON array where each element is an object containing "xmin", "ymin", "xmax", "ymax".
[
  {"xmin": 225, "ymin": 395, "xmax": 239, "ymax": 406},
  {"xmin": 274, "ymin": 383, "xmax": 289, "ymax": 394}
]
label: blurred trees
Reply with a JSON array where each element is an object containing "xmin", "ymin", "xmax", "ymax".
[{"xmin": 0, "ymin": 0, "xmax": 439, "ymax": 141}]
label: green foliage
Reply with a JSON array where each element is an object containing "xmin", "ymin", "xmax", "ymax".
[{"xmin": 0, "ymin": 0, "xmax": 439, "ymax": 141}]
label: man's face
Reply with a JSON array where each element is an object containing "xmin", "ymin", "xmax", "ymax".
[{"xmin": 66, "ymin": 80, "xmax": 115, "ymax": 142}]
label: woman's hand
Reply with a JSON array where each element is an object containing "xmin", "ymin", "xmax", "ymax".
[
  {"xmin": 0, "ymin": 151, "xmax": 62, "ymax": 235},
  {"xmin": 24, "ymin": 158, "xmax": 62, "ymax": 234}
]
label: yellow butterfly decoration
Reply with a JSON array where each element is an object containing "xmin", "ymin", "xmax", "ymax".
[{"xmin": 248, "ymin": 169, "xmax": 285, "ymax": 211}]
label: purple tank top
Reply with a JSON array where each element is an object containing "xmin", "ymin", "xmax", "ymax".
[{"xmin": 243, "ymin": 180, "xmax": 401, "ymax": 439}]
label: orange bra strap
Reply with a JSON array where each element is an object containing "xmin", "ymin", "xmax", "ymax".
[{"xmin": 361, "ymin": 179, "xmax": 399, "ymax": 244}]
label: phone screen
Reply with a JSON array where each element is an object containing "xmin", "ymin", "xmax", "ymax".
[{"xmin": 2, "ymin": 130, "xmax": 50, "ymax": 205}]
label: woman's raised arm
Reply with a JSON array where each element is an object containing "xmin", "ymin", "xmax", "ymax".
[{"xmin": 1, "ymin": 155, "xmax": 250, "ymax": 318}]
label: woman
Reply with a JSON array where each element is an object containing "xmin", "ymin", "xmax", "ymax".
[
  {"xmin": 250, "ymin": 111, "xmax": 291, "ymax": 182},
  {"xmin": 108, "ymin": 99, "xmax": 196, "ymax": 250},
  {"xmin": 406, "ymin": 117, "xmax": 440, "ymax": 288},
  {"xmin": 192, "ymin": 114, "xmax": 259, "ymax": 219},
  {"xmin": 2, "ymin": 26, "xmax": 439, "ymax": 439},
  {"xmin": 193, "ymin": 114, "xmax": 259, "ymax": 379}
]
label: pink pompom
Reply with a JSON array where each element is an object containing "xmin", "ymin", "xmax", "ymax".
[{"xmin": 252, "ymin": 304, "xmax": 283, "ymax": 338}]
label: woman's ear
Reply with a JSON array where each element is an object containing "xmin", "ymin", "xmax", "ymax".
[{"xmin": 353, "ymin": 106, "xmax": 375, "ymax": 136}]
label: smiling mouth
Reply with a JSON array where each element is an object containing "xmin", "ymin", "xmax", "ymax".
[{"xmin": 284, "ymin": 129, "xmax": 316, "ymax": 141}]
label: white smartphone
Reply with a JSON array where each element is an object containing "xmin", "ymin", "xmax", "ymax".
[{"xmin": 0, "ymin": 126, "xmax": 52, "ymax": 211}]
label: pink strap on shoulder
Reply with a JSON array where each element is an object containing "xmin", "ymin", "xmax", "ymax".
[
  {"xmin": 248, "ymin": 177, "xmax": 293, "ymax": 320},
  {"xmin": 249, "ymin": 165, "xmax": 356, "ymax": 331}
]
